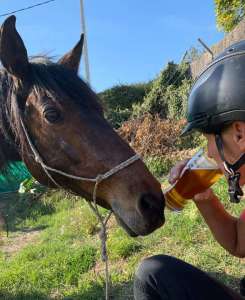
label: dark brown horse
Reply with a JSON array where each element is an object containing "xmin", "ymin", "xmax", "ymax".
[{"xmin": 0, "ymin": 16, "xmax": 165, "ymax": 236}]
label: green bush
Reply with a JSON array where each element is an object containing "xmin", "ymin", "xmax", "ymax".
[
  {"xmin": 175, "ymin": 132, "xmax": 207, "ymax": 150},
  {"xmin": 99, "ymin": 61, "xmax": 192, "ymax": 126},
  {"xmin": 99, "ymin": 82, "xmax": 152, "ymax": 128},
  {"xmin": 166, "ymin": 78, "xmax": 192, "ymax": 120},
  {"xmin": 133, "ymin": 62, "xmax": 191, "ymax": 118},
  {"xmin": 145, "ymin": 156, "xmax": 174, "ymax": 178},
  {"xmin": 105, "ymin": 107, "xmax": 132, "ymax": 129}
]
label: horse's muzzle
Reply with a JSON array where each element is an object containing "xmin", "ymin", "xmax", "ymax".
[{"xmin": 112, "ymin": 193, "xmax": 165, "ymax": 237}]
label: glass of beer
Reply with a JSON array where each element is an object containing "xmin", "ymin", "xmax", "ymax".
[{"xmin": 163, "ymin": 149, "xmax": 223, "ymax": 212}]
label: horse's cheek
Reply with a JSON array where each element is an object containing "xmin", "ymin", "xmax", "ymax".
[{"xmin": 22, "ymin": 154, "xmax": 55, "ymax": 187}]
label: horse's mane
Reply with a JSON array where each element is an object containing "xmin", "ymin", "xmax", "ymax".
[
  {"xmin": 0, "ymin": 57, "xmax": 103, "ymax": 171},
  {"xmin": 0, "ymin": 70, "xmax": 19, "ymax": 170}
]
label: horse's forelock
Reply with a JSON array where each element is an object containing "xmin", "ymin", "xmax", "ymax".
[{"xmin": 29, "ymin": 58, "xmax": 103, "ymax": 116}]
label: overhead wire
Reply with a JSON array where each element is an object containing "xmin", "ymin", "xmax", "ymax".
[{"xmin": 0, "ymin": 0, "xmax": 56, "ymax": 18}]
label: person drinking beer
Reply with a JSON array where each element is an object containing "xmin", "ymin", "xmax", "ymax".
[{"xmin": 134, "ymin": 41, "xmax": 245, "ymax": 300}]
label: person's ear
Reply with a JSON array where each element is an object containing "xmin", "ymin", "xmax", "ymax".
[{"xmin": 232, "ymin": 122, "xmax": 245, "ymax": 151}]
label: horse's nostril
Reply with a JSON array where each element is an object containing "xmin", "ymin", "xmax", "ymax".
[
  {"xmin": 140, "ymin": 196, "xmax": 153, "ymax": 211},
  {"xmin": 138, "ymin": 193, "xmax": 164, "ymax": 216}
]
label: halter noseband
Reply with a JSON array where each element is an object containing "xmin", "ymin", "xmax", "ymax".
[
  {"xmin": 19, "ymin": 116, "xmax": 140, "ymax": 191},
  {"xmin": 215, "ymin": 134, "xmax": 244, "ymax": 203},
  {"xmin": 19, "ymin": 115, "xmax": 141, "ymax": 300}
]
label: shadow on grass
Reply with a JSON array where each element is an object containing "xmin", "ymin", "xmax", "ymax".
[
  {"xmin": 71, "ymin": 275, "xmax": 244, "ymax": 300},
  {"xmin": 0, "ymin": 292, "xmax": 47, "ymax": 300},
  {"xmin": 65, "ymin": 281, "xmax": 134, "ymax": 300},
  {"xmin": 0, "ymin": 281, "xmax": 134, "ymax": 300},
  {"xmin": 209, "ymin": 272, "xmax": 243, "ymax": 295},
  {"xmin": 0, "ymin": 192, "xmax": 55, "ymax": 233},
  {"xmin": 19, "ymin": 225, "xmax": 48, "ymax": 233}
]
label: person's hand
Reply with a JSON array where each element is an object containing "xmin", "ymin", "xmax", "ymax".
[
  {"xmin": 168, "ymin": 159, "xmax": 217, "ymax": 204},
  {"xmin": 168, "ymin": 159, "xmax": 189, "ymax": 185},
  {"xmin": 193, "ymin": 188, "xmax": 216, "ymax": 204}
]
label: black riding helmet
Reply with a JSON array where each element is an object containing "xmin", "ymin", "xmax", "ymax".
[
  {"xmin": 182, "ymin": 40, "xmax": 245, "ymax": 203},
  {"xmin": 182, "ymin": 40, "xmax": 245, "ymax": 136}
]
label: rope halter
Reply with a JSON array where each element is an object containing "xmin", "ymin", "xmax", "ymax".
[{"xmin": 19, "ymin": 116, "xmax": 141, "ymax": 300}]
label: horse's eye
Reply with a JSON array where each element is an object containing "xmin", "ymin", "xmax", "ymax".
[{"xmin": 43, "ymin": 108, "xmax": 61, "ymax": 123}]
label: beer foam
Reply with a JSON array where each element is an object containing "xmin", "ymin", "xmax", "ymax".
[{"xmin": 186, "ymin": 149, "xmax": 218, "ymax": 170}]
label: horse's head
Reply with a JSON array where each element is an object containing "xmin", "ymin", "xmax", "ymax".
[{"xmin": 0, "ymin": 16, "xmax": 165, "ymax": 236}]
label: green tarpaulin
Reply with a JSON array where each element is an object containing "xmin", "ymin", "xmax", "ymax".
[{"xmin": 0, "ymin": 162, "xmax": 32, "ymax": 193}]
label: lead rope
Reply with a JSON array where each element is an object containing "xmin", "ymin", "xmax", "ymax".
[
  {"xmin": 87, "ymin": 196, "xmax": 112, "ymax": 300},
  {"xmin": 19, "ymin": 117, "xmax": 140, "ymax": 300}
]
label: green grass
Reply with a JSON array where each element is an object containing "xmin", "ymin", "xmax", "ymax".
[
  {"xmin": 0, "ymin": 178, "xmax": 244, "ymax": 299},
  {"xmin": 108, "ymin": 228, "xmax": 143, "ymax": 260},
  {"xmin": 0, "ymin": 243, "xmax": 96, "ymax": 298}
]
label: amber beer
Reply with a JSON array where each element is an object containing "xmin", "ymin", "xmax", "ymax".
[{"xmin": 163, "ymin": 149, "xmax": 223, "ymax": 211}]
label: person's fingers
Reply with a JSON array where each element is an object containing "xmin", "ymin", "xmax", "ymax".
[
  {"xmin": 168, "ymin": 159, "xmax": 189, "ymax": 184},
  {"xmin": 193, "ymin": 188, "xmax": 215, "ymax": 203}
]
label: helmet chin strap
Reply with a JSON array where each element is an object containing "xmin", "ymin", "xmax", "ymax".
[{"xmin": 215, "ymin": 134, "xmax": 244, "ymax": 203}]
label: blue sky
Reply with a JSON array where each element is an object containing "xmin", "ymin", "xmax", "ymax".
[{"xmin": 0, "ymin": 0, "xmax": 224, "ymax": 92}]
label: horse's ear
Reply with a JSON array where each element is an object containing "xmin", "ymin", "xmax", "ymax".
[
  {"xmin": 58, "ymin": 34, "xmax": 84, "ymax": 73},
  {"xmin": 0, "ymin": 15, "xmax": 29, "ymax": 79}
]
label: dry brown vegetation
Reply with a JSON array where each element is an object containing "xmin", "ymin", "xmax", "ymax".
[{"xmin": 118, "ymin": 113, "xmax": 197, "ymax": 160}]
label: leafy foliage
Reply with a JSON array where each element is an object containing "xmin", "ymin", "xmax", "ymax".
[
  {"xmin": 165, "ymin": 78, "xmax": 192, "ymax": 120},
  {"xmin": 133, "ymin": 62, "xmax": 191, "ymax": 118},
  {"xmin": 99, "ymin": 60, "xmax": 192, "ymax": 128},
  {"xmin": 145, "ymin": 156, "xmax": 174, "ymax": 177},
  {"xmin": 99, "ymin": 82, "xmax": 152, "ymax": 128},
  {"xmin": 215, "ymin": 0, "xmax": 245, "ymax": 32}
]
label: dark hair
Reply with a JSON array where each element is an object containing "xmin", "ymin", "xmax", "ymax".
[{"xmin": 198, "ymin": 121, "xmax": 234, "ymax": 135}]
